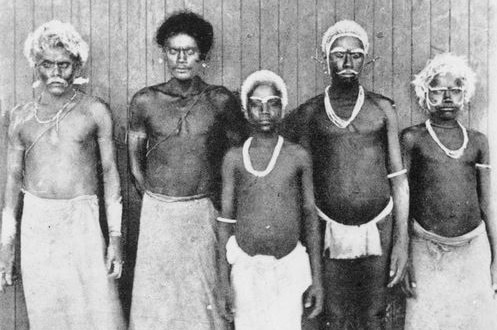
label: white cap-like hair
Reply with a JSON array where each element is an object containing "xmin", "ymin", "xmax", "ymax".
[
  {"xmin": 240, "ymin": 70, "xmax": 289, "ymax": 117},
  {"xmin": 321, "ymin": 20, "xmax": 369, "ymax": 56},
  {"xmin": 412, "ymin": 53, "xmax": 476, "ymax": 109},
  {"xmin": 24, "ymin": 20, "xmax": 89, "ymax": 68}
]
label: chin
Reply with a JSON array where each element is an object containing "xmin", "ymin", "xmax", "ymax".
[{"xmin": 47, "ymin": 86, "xmax": 70, "ymax": 96}]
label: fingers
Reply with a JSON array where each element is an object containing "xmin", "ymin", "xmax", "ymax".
[
  {"xmin": 108, "ymin": 261, "xmax": 123, "ymax": 279},
  {"xmin": 304, "ymin": 294, "xmax": 312, "ymax": 308},
  {"xmin": 308, "ymin": 299, "xmax": 323, "ymax": 319},
  {"xmin": 401, "ymin": 274, "xmax": 416, "ymax": 298},
  {"xmin": 387, "ymin": 260, "xmax": 398, "ymax": 288}
]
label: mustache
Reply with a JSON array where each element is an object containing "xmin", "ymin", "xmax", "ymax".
[
  {"xmin": 338, "ymin": 69, "xmax": 359, "ymax": 76},
  {"xmin": 47, "ymin": 77, "xmax": 69, "ymax": 86}
]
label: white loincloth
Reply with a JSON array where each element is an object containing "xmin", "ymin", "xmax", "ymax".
[
  {"xmin": 317, "ymin": 197, "xmax": 393, "ymax": 259},
  {"xmin": 405, "ymin": 219, "xmax": 497, "ymax": 330},
  {"xmin": 129, "ymin": 192, "xmax": 227, "ymax": 330},
  {"xmin": 226, "ymin": 236, "xmax": 312, "ymax": 330},
  {"xmin": 20, "ymin": 191, "xmax": 125, "ymax": 330}
]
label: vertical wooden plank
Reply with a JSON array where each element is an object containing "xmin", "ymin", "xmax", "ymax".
[
  {"xmin": 52, "ymin": 0, "xmax": 72, "ymax": 21},
  {"xmin": 71, "ymin": 0, "xmax": 91, "ymax": 93},
  {"xmin": 146, "ymin": 0, "xmax": 165, "ymax": 86},
  {"xmin": 335, "ymin": 0, "xmax": 354, "ymax": 20},
  {"xmin": 431, "ymin": 0, "xmax": 450, "ymax": 55},
  {"xmin": 222, "ymin": 0, "xmax": 241, "ymax": 89},
  {"xmin": 260, "ymin": 0, "xmax": 279, "ymax": 74},
  {"xmin": 411, "ymin": 0, "xmax": 431, "ymax": 124},
  {"xmin": 488, "ymin": 0, "xmax": 497, "ymax": 203},
  {"xmin": 297, "ymin": 0, "xmax": 316, "ymax": 105},
  {"xmin": 315, "ymin": 0, "xmax": 335, "ymax": 94},
  {"xmin": 469, "ymin": 0, "xmax": 488, "ymax": 133},
  {"xmin": 372, "ymin": 0, "xmax": 393, "ymax": 98},
  {"xmin": 34, "ymin": 0, "xmax": 53, "ymax": 25},
  {"xmin": 203, "ymin": 0, "xmax": 223, "ymax": 85},
  {"xmin": 354, "ymin": 0, "xmax": 374, "ymax": 91},
  {"xmin": 185, "ymin": 0, "xmax": 202, "ymax": 14},
  {"xmin": 90, "ymin": 0, "xmax": 110, "ymax": 101},
  {"xmin": 450, "ymin": 0, "xmax": 469, "ymax": 126},
  {"xmin": 0, "ymin": 1, "xmax": 17, "ymax": 326},
  {"xmin": 109, "ymin": 0, "xmax": 129, "ymax": 317},
  {"xmin": 240, "ymin": 0, "xmax": 260, "ymax": 80},
  {"xmin": 279, "ymin": 0, "xmax": 298, "ymax": 109},
  {"xmin": 392, "ymin": 0, "xmax": 412, "ymax": 128}
]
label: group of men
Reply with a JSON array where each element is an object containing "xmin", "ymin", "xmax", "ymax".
[{"xmin": 0, "ymin": 10, "xmax": 496, "ymax": 330}]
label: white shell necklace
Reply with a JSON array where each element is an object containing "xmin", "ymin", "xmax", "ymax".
[
  {"xmin": 243, "ymin": 135, "xmax": 284, "ymax": 177},
  {"xmin": 425, "ymin": 119, "xmax": 468, "ymax": 159},
  {"xmin": 324, "ymin": 85, "xmax": 365, "ymax": 128},
  {"xmin": 34, "ymin": 90, "xmax": 78, "ymax": 132}
]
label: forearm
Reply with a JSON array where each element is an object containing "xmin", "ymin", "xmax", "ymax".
[
  {"xmin": 217, "ymin": 222, "xmax": 233, "ymax": 283},
  {"xmin": 2, "ymin": 168, "xmax": 23, "ymax": 246},
  {"xmin": 101, "ymin": 164, "xmax": 122, "ymax": 237},
  {"xmin": 391, "ymin": 176, "xmax": 409, "ymax": 246},
  {"xmin": 304, "ymin": 211, "xmax": 323, "ymax": 286},
  {"xmin": 128, "ymin": 138, "xmax": 146, "ymax": 188}
]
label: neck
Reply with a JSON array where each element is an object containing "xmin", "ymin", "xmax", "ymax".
[
  {"xmin": 429, "ymin": 117, "xmax": 459, "ymax": 128},
  {"xmin": 39, "ymin": 88, "xmax": 75, "ymax": 106},
  {"xmin": 174, "ymin": 77, "xmax": 195, "ymax": 93},
  {"xmin": 250, "ymin": 130, "xmax": 279, "ymax": 145},
  {"xmin": 329, "ymin": 80, "xmax": 360, "ymax": 99}
]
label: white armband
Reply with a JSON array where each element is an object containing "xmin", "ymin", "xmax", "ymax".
[
  {"xmin": 476, "ymin": 163, "xmax": 491, "ymax": 170},
  {"xmin": 1, "ymin": 208, "xmax": 17, "ymax": 245},
  {"xmin": 128, "ymin": 131, "xmax": 147, "ymax": 139},
  {"xmin": 106, "ymin": 198, "xmax": 123, "ymax": 237},
  {"xmin": 217, "ymin": 217, "xmax": 237, "ymax": 224},
  {"xmin": 387, "ymin": 169, "xmax": 407, "ymax": 179}
]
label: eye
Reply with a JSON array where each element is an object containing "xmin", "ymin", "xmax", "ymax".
[
  {"xmin": 332, "ymin": 52, "xmax": 345, "ymax": 58},
  {"xmin": 167, "ymin": 48, "xmax": 178, "ymax": 56},
  {"xmin": 267, "ymin": 98, "xmax": 282, "ymax": 107},
  {"xmin": 249, "ymin": 100, "xmax": 263, "ymax": 108},
  {"xmin": 351, "ymin": 53, "xmax": 363, "ymax": 59},
  {"xmin": 451, "ymin": 88, "xmax": 463, "ymax": 95},
  {"xmin": 40, "ymin": 61, "xmax": 53, "ymax": 69},
  {"xmin": 186, "ymin": 48, "xmax": 197, "ymax": 56},
  {"xmin": 429, "ymin": 89, "xmax": 444, "ymax": 96},
  {"xmin": 58, "ymin": 62, "xmax": 71, "ymax": 69}
]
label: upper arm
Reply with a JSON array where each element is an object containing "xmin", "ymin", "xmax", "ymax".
[
  {"xmin": 282, "ymin": 103, "xmax": 313, "ymax": 149},
  {"xmin": 6, "ymin": 106, "xmax": 26, "ymax": 175},
  {"xmin": 221, "ymin": 149, "xmax": 238, "ymax": 218},
  {"xmin": 128, "ymin": 92, "xmax": 149, "ymax": 136},
  {"xmin": 212, "ymin": 88, "xmax": 247, "ymax": 147},
  {"xmin": 297, "ymin": 147, "xmax": 316, "ymax": 211},
  {"xmin": 92, "ymin": 101, "xmax": 117, "ymax": 169},
  {"xmin": 382, "ymin": 99, "xmax": 404, "ymax": 172},
  {"xmin": 400, "ymin": 128, "xmax": 416, "ymax": 174}
]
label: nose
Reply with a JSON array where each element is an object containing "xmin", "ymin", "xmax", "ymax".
[
  {"xmin": 443, "ymin": 90, "xmax": 453, "ymax": 102},
  {"xmin": 261, "ymin": 103, "xmax": 270, "ymax": 114},
  {"xmin": 49, "ymin": 65, "xmax": 62, "ymax": 77},
  {"xmin": 177, "ymin": 50, "xmax": 187, "ymax": 63},
  {"xmin": 343, "ymin": 54, "xmax": 352, "ymax": 68}
]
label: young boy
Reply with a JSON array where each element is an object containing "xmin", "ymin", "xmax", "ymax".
[
  {"xmin": 217, "ymin": 70, "xmax": 323, "ymax": 330},
  {"xmin": 402, "ymin": 53, "xmax": 497, "ymax": 329}
]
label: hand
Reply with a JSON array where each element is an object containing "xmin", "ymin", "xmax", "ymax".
[
  {"xmin": 304, "ymin": 283, "xmax": 323, "ymax": 319},
  {"xmin": 387, "ymin": 240, "xmax": 408, "ymax": 288},
  {"xmin": 106, "ymin": 236, "xmax": 123, "ymax": 279},
  {"xmin": 0, "ymin": 243, "xmax": 15, "ymax": 293},
  {"xmin": 491, "ymin": 261, "xmax": 497, "ymax": 298},
  {"xmin": 218, "ymin": 281, "xmax": 235, "ymax": 322},
  {"xmin": 401, "ymin": 261, "xmax": 416, "ymax": 298}
]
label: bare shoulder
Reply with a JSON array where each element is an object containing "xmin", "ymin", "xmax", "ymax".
[
  {"xmin": 8, "ymin": 103, "xmax": 33, "ymax": 132},
  {"xmin": 205, "ymin": 85, "xmax": 238, "ymax": 109},
  {"xmin": 82, "ymin": 94, "xmax": 112, "ymax": 121},
  {"xmin": 282, "ymin": 139, "xmax": 311, "ymax": 166},
  {"xmin": 367, "ymin": 91, "xmax": 396, "ymax": 119},
  {"xmin": 401, "ymin": 123, "xmax": 425, "ymax": 144},
  {"xmin": 223, "ymin": 146, "xmax": 243, "ymax": 165},
  {"xmin": 130, "ymin": 85, "xmax": 161, "ymax": 108},
  {"xmin": 468, "ymin": 128, "xmax": 489, "ymax": 151}
]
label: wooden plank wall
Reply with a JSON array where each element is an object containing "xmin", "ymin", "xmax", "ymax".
[{"xmin": 0, "ymin": 0, "xmax": 495, "ymax": 328}]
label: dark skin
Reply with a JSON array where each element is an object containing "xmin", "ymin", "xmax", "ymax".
[
  {"xmin": 401, "ymin": 72, "xmax": 497, "ymax": 297},
  {"xmin": 0, "ymin": 47, "xmax": 122, "ymax": 291},
  {"xmin": 284, "ymin": 36, "xmax": 409, "ymax": 286},
  {"xmin": 128, "ymin": 33, "xmax": 243, "ymax": 199},
  {"xmin": 218, "ymin": 84, "xmax": 323, "ymax": 322}
]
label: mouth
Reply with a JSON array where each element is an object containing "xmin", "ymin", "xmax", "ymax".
[
  {"xmin": 175, "ymin": 67, "xmax": 190, "ymax": 73},
  {"xmin": 338, "ymin": 70, "xmax": 358, "ymax": 77}
]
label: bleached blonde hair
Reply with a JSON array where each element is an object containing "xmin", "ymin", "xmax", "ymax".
[
  {"xmin": 413, "ymin": 53, "xmax": 476, "ymax": 109},
  {"xmin": 24, "ymin": 20, "xmax": 89, "ymax": 68},
  {"xmin": 321, "ymin": 20, "xmax": 369, "ymax": 56},
  {"xmin": 240, "ymin": 70, "xmax": 289, "ymax": 117}
]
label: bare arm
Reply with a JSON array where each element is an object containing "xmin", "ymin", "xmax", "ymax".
[
  {"xmin": 127, "ymin": 93, "xmax": 148, "ymax": 194},
  {"xmin": 217, "ymin": 150, "xmax": 237, "ymax": 320},
  {"xmin": 384, "ymin": 102, "xmax": 409, "ymax": 287},
  {"xmin": 476, "ymin": 136, "xmax": 497, "ymax": 289},
  {"xmin": 93, "ymin": 101, "xmax": 123, "ymax": 278},
  {"xmin": 1, "ymin": 107, "xmax": 25, "ymax": 290},
  {"xmin": 299, "ymin": 148, "xmax": 323, "ymax": 318}
]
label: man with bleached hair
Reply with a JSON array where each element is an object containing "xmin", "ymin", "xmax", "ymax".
[{"xmin": 0, "ymin": 20, "xmax": 124, "ymax": 329}]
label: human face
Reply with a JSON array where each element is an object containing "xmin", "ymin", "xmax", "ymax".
[
  {"xmin": 427, "ymin": 72, "xmax": 464, "ymax": 122},
  {"xmin": 36, "ymin": 47, "xmax": 78, "ymax": 96},
  {"xmin": 327, "ymin": 36, "xmax": 365, "ymax": 85},
  {"xmin": 164, "ymin": 33, "xmax": 201, "ymax": 81},
  {"xmin": 247, "ymin": 84, "xmax": 283, "ymax": 133}
]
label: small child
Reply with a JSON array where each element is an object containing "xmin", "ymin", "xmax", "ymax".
[
  {"xmin": 217, "ymin": 70, "xmax": 323, "ymax": 330},
  {"xmin": 402, "ymin": 53, "xmax": 497, "ymax": 329}
]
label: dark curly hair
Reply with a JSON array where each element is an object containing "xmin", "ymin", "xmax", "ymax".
[{"xmin": 155, "ymin": 11, "xmax": 214, "ymax": 61}]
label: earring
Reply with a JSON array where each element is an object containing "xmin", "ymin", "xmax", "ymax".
[
  {"xmin": 32, "ymin": 80, "xmax": 41, "ymax": 88},
  {"xmin": 201, "ymin": 62, "xmax": 208, "ymax": 69}
]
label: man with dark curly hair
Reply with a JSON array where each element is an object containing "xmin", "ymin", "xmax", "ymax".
[{"xmin": 128, "ymin": 11, "xmax": 246, "ymax": 330}]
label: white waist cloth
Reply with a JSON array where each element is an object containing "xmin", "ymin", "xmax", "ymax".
[
  {"xmin": 226, "ymin": 236, "xmax": 312, "ymax": 330},
  {"xmin": 317, "ymin": 197, "xmax": 393, "ymax": 259}
]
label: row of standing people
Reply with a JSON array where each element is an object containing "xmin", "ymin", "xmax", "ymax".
[{"xmin": 1, "ymin": 10, "xmax": 496, "ymax": 330}]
